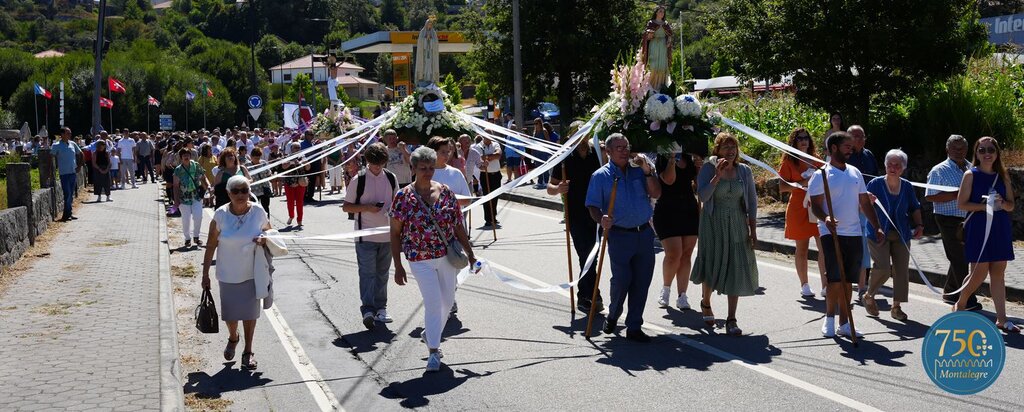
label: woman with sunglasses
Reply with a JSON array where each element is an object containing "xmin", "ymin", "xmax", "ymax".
[
  {"xmin": 955, "ymin": 136, "xmax": 1019, "ymax": 333},
  {"xmin": 778, "ymin": 128, "xmax": 827, "ymax": 297},
  {"xmin": 202, "ymin": 175, "xmax": 272, "ymax": 370},
  {"xmin": 213, "ymin": 147, "xmax": 251, "ymax": 209}
]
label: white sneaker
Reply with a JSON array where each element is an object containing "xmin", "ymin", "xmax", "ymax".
[
  {"xmin": 821, "ymin": 317, "xmax": 836, "ymax": 338},
  {"xmin": 801, "ymin": 283, "xmax": 815, "ymax": 297},
  {"xmin": 425, "ymin": 352, "xmax": 442, "ymax": 372},
  {"xmin": 375, "ymin": 309, "xmax": 393, "ymax": 323},
  {"xmin": 819, "ymin": 287, "xmax": 827, "ymax": 298},
  {"xmin": 676, "ymin": 294, "xmax": 690, "ymax": 311},
  {"xmin": 837, "ymin": 323, "xmax": 864, "ymax": 338},
  {"xmin": 657, "ymin": 287, "xmax": 671, "ymax": 307}
]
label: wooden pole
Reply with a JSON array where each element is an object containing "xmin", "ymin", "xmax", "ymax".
[
  {"xmin": 585, "ymin": 177, "xmax": 619, "ymax": 338},
  {"xmin": 562, "ymin": 163, "xmax": 576, "ymax": 316},
  {"xmin": 483, "ymin": 171, "xmax": 497, "ymax": 242},
  {"xmin": 820, "ymin": 167, "xmax": 859, "ymax": 347}
]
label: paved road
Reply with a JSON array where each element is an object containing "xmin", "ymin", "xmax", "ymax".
[{"xmin": 178, "ymin": 191, "xmax": 1024, "ymax": 411}]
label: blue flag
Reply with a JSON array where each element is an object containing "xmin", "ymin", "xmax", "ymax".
[{"xmin": 185, "ymin": 90, "xmax": 196, "ymax": 101}]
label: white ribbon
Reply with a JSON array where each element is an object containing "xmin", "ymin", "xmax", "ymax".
[
  {"xmin": 263, "ymin": 226, "xmax": 390, "ymax": 242},
  {"xmin": 457, "ymin": 258, "xmax": 585, "ymax": 293},
  {"xmin": 740, "ymin": 153, "xmax": 803, "ymax": 189}
]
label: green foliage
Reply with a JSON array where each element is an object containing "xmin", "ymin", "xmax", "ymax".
[
  {"xmin": 441, "ymin": 73, "xmax": 462, "ymax": 102},
  {"xmin": 708, "ymin": 0, "xmax": 989, "ymax": 125},
  {"xmin": 873, "ymin": 57, "xmax": 1024, "ymax": 162},
  {"xmin": 287, "ymin": 73, "xmax": 329, "ymax": 113},
  {"xmin": 463, "ymin": 0, "xmax": 644, "ymax": 122},
  {"xmin": 718, "ymin": 93, "xmax": 830, "ymax": 163},
  {"xmin": 473, "ymin": 79, "xmax": 492, "ymax": 103},
  {"xmin": 380, "ymin": 0, "xmax": 408, "ymax": 30},
  {"xmin": 0, "ymin": 97, "xmax": 15, "ymax": 129}
]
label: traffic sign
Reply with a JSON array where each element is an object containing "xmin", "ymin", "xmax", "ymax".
[
  {"xmin": 249, "ymin": 108, "xmax": 263, "ymax": 122},
  {"xmin": 159, "ymin": 114, "xmax": 174, "ymax": 131},
  {"xmin": 248, "ymin": 95, "xmax": 263, "ymax": 109}
]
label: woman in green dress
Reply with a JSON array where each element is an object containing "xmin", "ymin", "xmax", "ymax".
[
  {"xmin": 691, "ymin": 133, "xmax": 759, "ymax": 336},
  {"xmin": 641, "ymin": 6, "xmax": 674, "ymax": 91}
]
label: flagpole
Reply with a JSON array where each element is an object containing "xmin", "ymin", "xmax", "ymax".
[
  {"xmin": 109, "ymin": 89, "xmax": 114, "ymax": 132},
  {"xmin": 185, "ymin": 98, "xmax": 189, "ymax": 132},
  {"xmin": 147, "ymin": 101, "xmax": 151, "ymax": 134},
  {"xmin": 34, "ymin": 92, "xmax": 39, "ymax": 135},
  {"xmin": 203, "ymin": 88, "xmax": 207, "ymax": 130}
]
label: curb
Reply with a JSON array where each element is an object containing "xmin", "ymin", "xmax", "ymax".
[
  {"xmin": 157, "ymin": 197, "xmax": 186, "ymax": 412},
  {"xmin": 497, "ymin": 192, "xmax": 1024, "ymax": 303}
]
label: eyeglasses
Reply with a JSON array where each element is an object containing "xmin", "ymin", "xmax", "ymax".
[
  {"xmin": 229, "ymin": 188, "xmax": 250, "ymax": 195},
  {"xmin": 609, "ymin": 145, "xmax": 631, "ymax": 152},
  {"xmin": 977, "ymin": 146, "xmax": 998, "ymax": 155}
]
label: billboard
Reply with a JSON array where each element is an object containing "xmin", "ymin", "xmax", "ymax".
[{"xmin": 981, "ymin": 13, "xmax": 1024, "ymax": 45}]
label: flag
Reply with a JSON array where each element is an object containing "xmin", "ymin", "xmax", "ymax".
[
  {"xmin": 33, "ymin": 83, "xmax": 52, "ymax": 99},
  {"xmin": 108, "ymin": 77, "xmax": 126, "ymax": 94},
  {"xmin": 185, "ymin": 90, "xmax": 196, "ymax": 101},
  {"xmin": 99, "ymin": 97, "xmax": 114, "ymax": 108},
  {"xmin": 202, "ymin": 82, "xmax": 213, "ymax": 97},
  {"xmin": 147, "ymin": 95, "xmax": 161, "ymax": 107}
]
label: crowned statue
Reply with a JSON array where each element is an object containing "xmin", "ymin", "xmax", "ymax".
[
  {"xmin": 640, "ymin": 5, "xmax": 674, "ymax": 91},
  {"xmin": 414, "ymin": 15, "xmax": 440, "ymax": 87}
]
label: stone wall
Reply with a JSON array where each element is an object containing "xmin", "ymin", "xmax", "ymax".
[
  {"xmin": 30, "ymin": 187, "xmax": 60, "ymax": 239},
  {"xmin": 0, "ymin": 207, "xmax": 29, "ymax": 267}
]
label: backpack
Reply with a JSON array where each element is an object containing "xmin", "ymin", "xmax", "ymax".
[{"xmin": 348, "ymin": 168, "xmax": 397, "ymax": 242}]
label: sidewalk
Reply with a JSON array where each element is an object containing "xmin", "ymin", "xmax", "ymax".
[
  {"xmin": 498, "ymin": 184, "xmax": 1024, "ymax": 302},
  {"xmin": 0, "ymin": 183, "xmax": 184, "ymax": 411}
]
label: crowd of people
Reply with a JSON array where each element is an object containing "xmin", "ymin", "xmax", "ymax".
[{"xmin": 35, "ymin": 112, "xmax": 1020, "ymax": 374}]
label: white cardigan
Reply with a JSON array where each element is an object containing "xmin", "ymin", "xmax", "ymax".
[{"xmin": 253, "ymin": 230, "xmax": 288, "ymax": 309}]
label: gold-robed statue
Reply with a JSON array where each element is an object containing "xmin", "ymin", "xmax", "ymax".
[
  {"xmin": 640, "ymin": 5, "xmax": 674, "ymax": 91},
  {"xmin": 414, "ymin": 15, "xmax": 440, "ymax": 87}
]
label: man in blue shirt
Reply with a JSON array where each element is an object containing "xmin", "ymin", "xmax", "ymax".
[
  {"xmin": 586, "ymin": 133, "xmax": 661, "ymax": 342},
  {"xmin": 51, "ymin": 127, "xmax": 82, "ymax": 221}
]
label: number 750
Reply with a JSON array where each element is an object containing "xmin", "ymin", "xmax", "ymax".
[{"xmin": 933, "ymin": 329, "xmax": 985, "ymax": 357}]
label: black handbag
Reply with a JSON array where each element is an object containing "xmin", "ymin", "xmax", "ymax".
[{"xmin": 195, "ymin": 289, "xmax": 219, "ymax": 334}]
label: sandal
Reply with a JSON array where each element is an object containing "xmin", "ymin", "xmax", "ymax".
[
  {"xmin": 725, "ymin": 318, "xmax": 742, "ymax": 336},
  {"xmin": 997, "ymin": 321, "xmax": 1021, "ymax": 334},
  {"xmin": 241, "ymin": 352, "xmax": 258, "ymax": 370},
  {"xmin": 224, "ymin": 337, "xmax": 240, "ymax": 361},
  {"xmin": 700, "ymin": 301, "xmax": 715, "ymax": 327}
]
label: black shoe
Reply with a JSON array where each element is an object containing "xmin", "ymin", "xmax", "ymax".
[
  {"xmin": 184, "ymin": 239, "xmax": 192, "ymax": 248},
  {"xmin": 966, "ymin": 301, "xmax": 984, "ymax": 311},
  {"xmin": 577, "ymin": 298, "xmax": 605, "ymax": 314},
  {"xmin": 193, "ymin": 237, "xmax": 202, "ymax": 246},
  {"xmin": 625, "ymin": 329, "xmax": 652, "ymax": 343},
  {"xmin": 602, "ymin": 318, "xmax": 617, "ymax": 334}
]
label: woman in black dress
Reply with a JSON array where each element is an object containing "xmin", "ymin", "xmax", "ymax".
[
  {"xmin": 653, "ymin": 152, "xmax": 701, "ymax": 310},
  {"xmin": 92, "ymin": 140, "xmax": 112, "ymax": 202}
]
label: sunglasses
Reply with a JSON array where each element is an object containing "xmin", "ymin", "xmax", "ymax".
[
  {"xmin": 230, "ymin": 188, "xmax": 250, "ymax": 195},
  {"xmin": 977, "ymin": 146, "xmax": 998, "ymax": 155}
]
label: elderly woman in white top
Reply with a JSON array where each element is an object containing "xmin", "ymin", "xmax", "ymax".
[{"xmin": 202, "ymin": 175, "xmax": 271, "ymax": 370}]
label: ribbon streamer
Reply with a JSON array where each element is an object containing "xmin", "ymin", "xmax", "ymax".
[{"xmin": 740, "ymin": 153, "xmax": 804, "ymax": 189}]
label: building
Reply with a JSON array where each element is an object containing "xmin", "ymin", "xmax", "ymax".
[
  {"xmin": 269, "ymin": 55, "xmax": 331, "ymax": 85},
  {"xmin": 270, "ymin": 55, "xmax": 383, "ymax": 102}
]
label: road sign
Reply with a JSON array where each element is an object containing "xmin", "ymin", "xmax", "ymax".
[
  {"xmin": 249, "ymin": 108, "xmax": 263, "ymax": 122},
  {"xmin": 159, "ymin": 114, "xmax": 174, "ymax": 131},
  {"xmin": 248, "ymin": 95, "xmax": 263, "ymax": 109}
]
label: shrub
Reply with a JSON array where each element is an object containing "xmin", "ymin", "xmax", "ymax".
[{"xmin": 718, "ymin": 92, "xmax": 830, "ymax": 164}]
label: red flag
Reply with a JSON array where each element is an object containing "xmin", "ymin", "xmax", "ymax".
[
  {"xmin": 147, "ymin": 95, "xmax": 161, "ymax": 107},
  {"xmin": 108, "ymin": 77, "xmax": 126, "ymax": 94},
  {"xmin": 99, "ymin": 97, "xmax": 114, "ymax": 108}
]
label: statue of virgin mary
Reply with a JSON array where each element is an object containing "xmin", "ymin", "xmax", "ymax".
[
  {"xmin": 414, "ymin": 16, "xmax": 440, "ymax": 87},
  {"xmin": 640, "ymin": 6, "xmax": 674, "ymax": 91}
]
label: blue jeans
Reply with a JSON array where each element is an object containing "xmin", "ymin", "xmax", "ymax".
[
  {"xmin": 60, "ymin": 173, "xmax": 76, "ymax": 217},
  {"xmin": 356, "ymin": 241, "xmax": 393, "ymax": 315},
  {"xmin": 606, "ymin": 226, "xmax": 656, "ymax": 331}
]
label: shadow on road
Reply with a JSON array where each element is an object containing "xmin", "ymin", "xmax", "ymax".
[
  {"xmin": 183, "ymin": 362, "xmax": 273, "ymax": 399},
  {"xmin": 333, "ymin": 328, "xmax": 398, "ymax": 355},
  {"xmin": 379, "ymin": 367, "xmax": 494, "ymax": 408}
]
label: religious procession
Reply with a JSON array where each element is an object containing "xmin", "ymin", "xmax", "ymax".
[{"xmin": 1, "ymin": 1, "xmax": 1022, "ymax": 410}]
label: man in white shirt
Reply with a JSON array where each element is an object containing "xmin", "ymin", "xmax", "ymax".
[
  {"xmin": 808, "ymin": 131, "xmax": 884, "ymax": 339},
  {"xmin": 476, "ymin": 134, "xmax": 503, "ymax": 227},
  {"xmin": 383, "ymin": 129, "xmax": 412, "ymax": 186},
  {"xmin": 459, "ymin": 134, "xmax": 482, "ymax": 193},
  {"xmin": 117, "ymin": 133, "xmax": 138, "ymax": 188}
]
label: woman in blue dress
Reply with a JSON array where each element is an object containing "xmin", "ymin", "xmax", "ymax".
[{"xmin": 955, "ymin": 136, "xmax": 1019, "ymax": 333}]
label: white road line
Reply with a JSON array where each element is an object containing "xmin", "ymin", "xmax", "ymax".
[
  {"xmin": 201, "ymin": 208, "xmax": 343, "ymax": 411},
  {"xmin": 485, "ymin": 260, "xmax": 883, "ymax": 412},
  {"xmin": 264, "ymin": 305, "xmax": 344, "ymax": 412}
]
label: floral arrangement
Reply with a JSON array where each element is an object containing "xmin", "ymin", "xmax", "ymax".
[
  {"xmin": 593, "ymin": 51, "xmax": 717, "ymax": 155},
  {"xmin": 311, "ymin": 107, "xmax": 356, "ymax": 138},
  {"xmin": 383, "ymin": 84, "xmax": 472, "ymax": 143}
]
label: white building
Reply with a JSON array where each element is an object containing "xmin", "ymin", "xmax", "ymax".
[
  {"xmin": 269, "ymin": 55, "xmax": 331, "ymax": 85},
  {"xmin": 270, "ymin": 55, "xmax": 383, "ymax": 101}
]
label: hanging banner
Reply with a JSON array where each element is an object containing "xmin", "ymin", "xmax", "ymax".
[{"xmin": 392, "ymin": 53, "xmax": 412, "ymax": 98}]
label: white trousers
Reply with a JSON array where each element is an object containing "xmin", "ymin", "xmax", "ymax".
[
  {"xmin": 328, "ymin": 165, "xmax": 343, "ymax": 188},
  {"xmin": 409, "ymin": 257, "xmax": 458, "ymax": 349},
  {"xmin": 180, "ymin": 201, "xmax": 204, "ymax": 240}
]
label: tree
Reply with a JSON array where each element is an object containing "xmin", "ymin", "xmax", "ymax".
[
  {"xmin": 463, "ymin": 0, "xmax": 643, "ymax": 123},
  {"xmin": 380, "ymin": 0, "xmax": 408, "ymax": 29},
  {"xmin": 287, "ymin": 73, "xmax": 329, "ymax": 114},
  {"xmin": 708, "ymin": 0, "xmax": 988, "ymax": 125},
  {"xmin": 474, "ymin": 79, "xmax": 492, "ymax": 104},
  {"xmin": 441, "ymin": 73, "xmax": 462, "ymax": 102}
]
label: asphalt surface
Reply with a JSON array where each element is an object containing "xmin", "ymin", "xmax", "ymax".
[{"xmin": 186, "ymin": 191, "xmax": 1024, "ymax": 411}]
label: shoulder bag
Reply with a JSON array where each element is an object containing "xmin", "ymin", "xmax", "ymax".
[{"xmin": 410, "ymin": 187, "xmax": 469, "ymax": 269}]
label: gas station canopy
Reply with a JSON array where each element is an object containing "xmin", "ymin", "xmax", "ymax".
[{"xmin": 341, "ymin": 31, "xmax": 474, "ymax": 54}]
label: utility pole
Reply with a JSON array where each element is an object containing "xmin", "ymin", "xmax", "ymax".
[
  {"xmin": 91, "ymin": 0, "xmax": 107, "ymax": 135},
  {"xmin": 679, "ymin": 11, "xmax": 685, "ymax": 86},
  {"xmin": 512, "ymin": 0, "xmax": 524, "ymax": 131},
  {"xmin": 249, "ymin": 0, "xmax": 257, "ymax": 97}
]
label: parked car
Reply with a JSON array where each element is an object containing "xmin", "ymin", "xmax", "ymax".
[{"xmin": 530, "ymin": 102, "xmax": 560, "ymax": 123}]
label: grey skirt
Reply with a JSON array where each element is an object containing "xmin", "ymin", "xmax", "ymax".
[{"xmin": 219, "ymin": 279, "xmax": 261, "ymax": 321}]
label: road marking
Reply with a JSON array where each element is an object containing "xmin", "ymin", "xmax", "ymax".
[
  {"xmin": 265, "ymin": 304, "xmax": 344, "ymax": 412},
  {"xmin": 485, "ymin": 260, "xmax": 883, "ymax": 412},
  {"xmin": 201, "ymin": 209, "xmax": 343, "ymax": 411}
]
